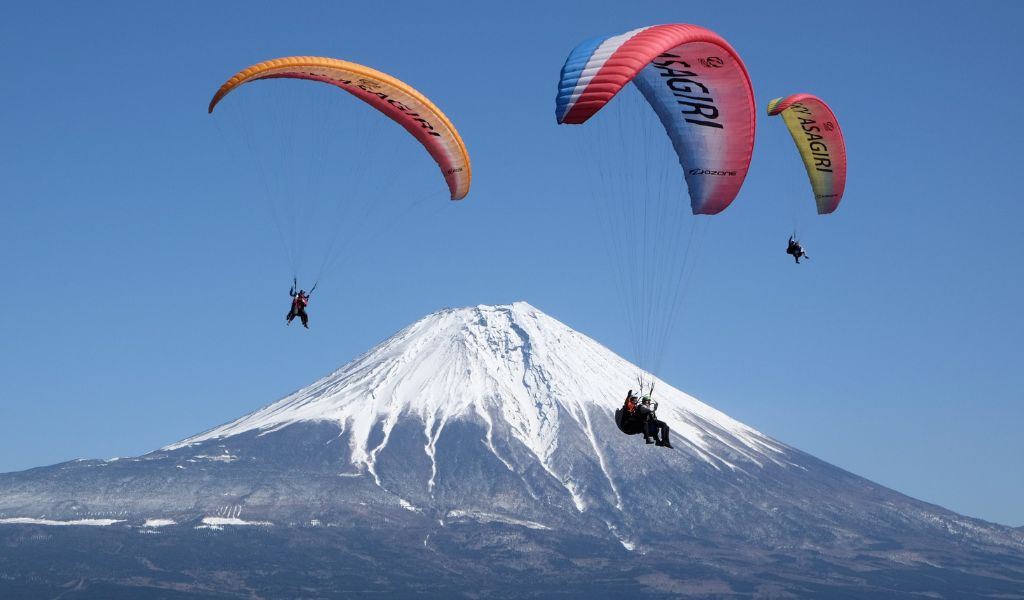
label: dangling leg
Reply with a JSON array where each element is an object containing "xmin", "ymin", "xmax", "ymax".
[
  {"xmin": 658, "ymin": 422, "xmax": 672, "ymax": 449},
  {"xmin": 648, "ymin": 419, "xmax": 664, "ymax": 445},
  {"xmin": 652, "ymin": 419, "xmax": 665, "ymax": 445}
]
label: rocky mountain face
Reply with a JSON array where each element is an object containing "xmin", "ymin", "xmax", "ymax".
[{"xmin": 1, "ymin": 302, "xmax": 1022, "ymax": 599}]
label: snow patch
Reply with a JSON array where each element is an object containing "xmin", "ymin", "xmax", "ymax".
[
  {"xmin": 192, "ymin": 453, "xmax": 238, "ymax": 463},
  {"xmin": 399, "ymin": 499, "xmax": 421, "ymax": 513},
  {"xmin": 0, "ymin": 518, "xmax": 124, "ymax": 527},
  {"xmin": 200, "ymin": 517, "xmax": 272, "ymax": 527},
  {"xmin": 447, "ymin": 510, "xmax": 549, "ymax": 530}
]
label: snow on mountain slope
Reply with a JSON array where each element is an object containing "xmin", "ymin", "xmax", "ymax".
[{"xmin": 169, "ymin": 302, "xmax": 789, "ymax": 485}]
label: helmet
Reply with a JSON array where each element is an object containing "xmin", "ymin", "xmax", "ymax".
[{"xmin": 641, "ymin": 396, "xmax": 651, "ymax": 404}]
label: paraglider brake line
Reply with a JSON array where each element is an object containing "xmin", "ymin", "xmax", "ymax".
[{"xmin": 635, "ymin": 375, "xmax": 655, "ymax": 399}]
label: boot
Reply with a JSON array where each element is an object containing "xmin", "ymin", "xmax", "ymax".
[{"xmin": 644, "ymin": 436, "xmax": 655, "ymax": 444}]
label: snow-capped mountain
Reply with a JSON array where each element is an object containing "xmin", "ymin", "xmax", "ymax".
[{"xmin": 1, "ymin": 302, "xmax": 1022, "ymax": 599}]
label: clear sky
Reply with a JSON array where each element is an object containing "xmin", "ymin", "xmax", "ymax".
[{"xmin": 2, "ymin": 1, "xmax": 1022, "ymax": 526}]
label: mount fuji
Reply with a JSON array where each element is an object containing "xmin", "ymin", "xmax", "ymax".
[{"xmin": 1, "ymin": 302, "xmax": 1021, "ymax": 599}]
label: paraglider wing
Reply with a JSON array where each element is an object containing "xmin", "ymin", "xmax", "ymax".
[
  {"xmin": 209, "ymin": 56, "xmax": 472, "ymax": 200},
  {"xmin": 555, "ymin": 24, "xmax": 756, "ymax": 215},
  {"xmin": 767, "ymin": 94, "xmax": 847, "ymax": 214}
]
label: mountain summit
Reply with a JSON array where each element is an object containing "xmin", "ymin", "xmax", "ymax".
[
  {"xmin": 2, "ymin": 302, "xmax": 1022, "ymax": 599},
  {"xmin": 172, "ymin": 301, "xmax": 786, "ymax": 511}
]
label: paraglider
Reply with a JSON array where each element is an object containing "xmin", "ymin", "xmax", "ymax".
[
  {"xmin": 556, "ymin": 24, "xmax": 756, "ymax": 434},
  {"xmin": 786, "ymin": 235, "xmax": 809, "ymax": 264},
  {"xmin": 615, "ymin": 390, "xmax": 644, "ymax": 436},
  {"xmin": 768, "ymin": 94, "xmax": 846, "ymax": 264},
  {"xmin": 637, "ymin": 395, "xmax": 672, "ymax": 448},
  {"xmin": 287, "ymin": 279, "xmax": 313, "ymax": 328},
  {"xmin": 209, "ymin": 56, "xmax": 472, "ymax": 321},
  {"xmin": 767, "ymin": 93, "xmax": 847, "ymax": 215},
  {"xmin": 615, "ymin": 390, "xmax": 673, "ymax": 449}
]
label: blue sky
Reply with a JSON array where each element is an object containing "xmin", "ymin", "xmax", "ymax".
[{"xmin": 2, "ymin": 1, "xmax": 1022, "ymax": 526}]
